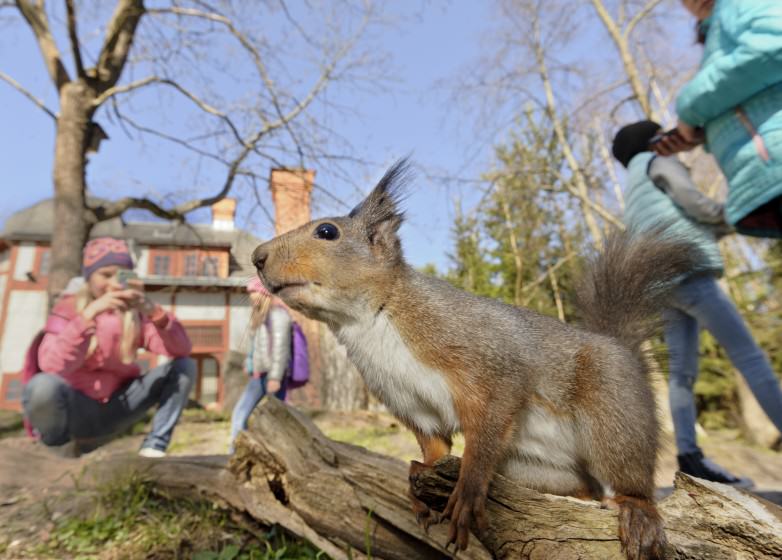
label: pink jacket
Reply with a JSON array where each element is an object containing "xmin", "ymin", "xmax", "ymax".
[{"xmin": 38, "ymin": 296, "xmax": 192, "ymax": 401}]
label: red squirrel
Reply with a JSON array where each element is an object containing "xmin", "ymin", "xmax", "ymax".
[{"xmin": 252, "ymin": 159, "xmax": 700, "ymax": 559}]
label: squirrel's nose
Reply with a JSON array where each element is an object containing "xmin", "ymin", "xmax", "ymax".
[{"xmin": 252, "ymin": 246, "xmax": 268, "ymax": 271}]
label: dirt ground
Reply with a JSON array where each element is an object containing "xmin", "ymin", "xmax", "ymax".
[{"xmin": 1, "ymin": 407, "xmax": 781, "ymax": 558}]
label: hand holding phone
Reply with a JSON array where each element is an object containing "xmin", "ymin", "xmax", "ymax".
[
  {"xmin": 649, "ymin": 124, "xmax": 704, "ymax": 156},
  {"xmin": 648, "ymin": 129, "xmax": 679, "ymax": 147}
]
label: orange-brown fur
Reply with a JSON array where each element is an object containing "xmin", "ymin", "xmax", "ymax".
[{"xmin": 250, "ymin": 160, "xmax": 689, "ymax": 559}]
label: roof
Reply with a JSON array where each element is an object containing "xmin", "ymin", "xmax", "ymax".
[
  {"xmin": 142, "ymin": 275, "xmax": 249, "ymax": 288},
  {"xmin": 2, "ymin": 198, "xmax": 263, "ymax": 277}
]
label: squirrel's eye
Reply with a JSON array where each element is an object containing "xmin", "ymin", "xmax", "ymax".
[{"xmin": 314, "ymin": 223, "xmax": 340, "ymax": 241}]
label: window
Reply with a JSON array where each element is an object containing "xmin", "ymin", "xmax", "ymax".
[
  {"xmin": 185, "ymin": 324, "xmax": 224, "ymax": 350},
  {"xmin": 38, "ymin": 249, "xmax": 51, "ymax": 277},
  {"xmin": 153, "ymin": 254, "xmax": 171, "ymax": 276},
  {"xmin": 184, "ymin": 254, "xmax": 198, "ymax": 276},
  {"xmin": 201, "ymin": 256, "xmax": 219, "ymax": 277}
]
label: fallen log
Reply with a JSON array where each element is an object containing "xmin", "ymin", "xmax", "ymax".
[
  {"xmin": 410, "ymin": 455, "xmax": 782, "ymax": 559},
  {"xmin": 92, "ymin": 398, "xmax": 782, "ymax": 559}
]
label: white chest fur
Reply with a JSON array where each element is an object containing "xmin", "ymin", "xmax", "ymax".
[{"xmin": 336, "ymin": 311, "xmax": 460, "ymax": 436}]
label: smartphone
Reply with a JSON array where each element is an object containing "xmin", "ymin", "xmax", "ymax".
[
  {"xmin": 648, "ymin": 128, "xmax": 679, "ymax": 147},
  {"xmin": 116, "ymin": 269, "xmax": 139, "ymax": 288}
]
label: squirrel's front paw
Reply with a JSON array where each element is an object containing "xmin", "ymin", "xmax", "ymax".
[
  {"xmin": 408, "ymin": 460, "xmax": 437, "ymax": 531},
  {"xmin": 408, "ymin": 489, "xmax": 437, "ymax": 531},
  {"xmin": 441, "ymin": 479, "xmax": 489, "ymax": 550}
]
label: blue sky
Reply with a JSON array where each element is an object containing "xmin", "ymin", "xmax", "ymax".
[
  {"xmin": 0, "ymin": 2, "xmax": 500, "ymax": 272},
  {"xmin": 0, "ymin": 2, "xmax": 698, "ymax": 272}
]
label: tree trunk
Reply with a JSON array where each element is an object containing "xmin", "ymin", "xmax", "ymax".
[
  {"xmin": 50, "ymin": 81, "xmax": 95, "ymax": 300},
  {"xmin": 92, "ymin": 398, "xmax": 782, "ymax": 559}
]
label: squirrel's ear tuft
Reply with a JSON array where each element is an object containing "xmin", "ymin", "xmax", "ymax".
[{"xmin": 349, "ymin": 158, "xmax": 411, "ymax": 260}]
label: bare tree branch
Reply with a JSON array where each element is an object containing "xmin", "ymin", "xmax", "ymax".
[
  {"xmin": 111, "ymin": 106, "xmax": 229, "ymax": 164},
  {"xmin": 0, "ymin": 70, "xmax": 57, "ymax": 119},
  {"xmin": 146, "ymin": 5, "xmax": 365, "ymax": 149},
  {"xmin": 521, "ymin": 252, "xmax": 577, "ymax": 300},
  {"xmin": 589, "ymin": 0, "xmax": 657, "ymax": 118},
  {"xmin": 64, "ymin": 0, "xmax": 86, "ymax": 80},
  {"xmin": 624, "ymin": 0, "xmax": 664, "ymax": 39},
  {"xmin": 14, "ymin": 0, "xmax": 70, "ymax": 90},
  {"xmin": 93, "ymin": 76, "xmax": 245, "ymax": 145},
  {"xmin": 95, "ymin": 111, "xmax": 270, "ymax": 221},
  {"xmin": 93, "ymin": 0, "xmax": 145, "ymax": 88},
  {"xmin": 91, "ymin": 75, "xmax": 158, "ymax": 106},
  {"xmin": 530, "ymin": 9, "xmax": 605, "ymax": 246},
  {"xmin": 593, "ymin": 120, "xmax": 625, "ymax": 212}
]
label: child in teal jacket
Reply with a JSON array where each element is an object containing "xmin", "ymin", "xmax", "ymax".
[{"xmin": 656, "ymin": 0, "xmax": 782, "ymax": 237}]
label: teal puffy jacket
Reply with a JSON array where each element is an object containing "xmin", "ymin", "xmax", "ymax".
[
  {"xmin": 676, "ymin": 0, "xmax": 782, "ymax": 236},
  {"xmin": 623, "ymin": 152, "xmax": 723, "ymax": 276}
]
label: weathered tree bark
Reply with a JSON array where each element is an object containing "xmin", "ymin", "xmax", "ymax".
[
  {"xmin": 93, "ymin": 398, "xmax": 782, "ymax": 560},
  {"xmin": 411, "ymin": 456, "xmax": 782, "ymax": 559},
  {"xmin": 51, "ymin": 81, "xmax": 97, "ymax": 299}
]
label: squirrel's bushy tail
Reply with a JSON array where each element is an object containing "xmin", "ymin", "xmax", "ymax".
[{"xmin": 574, "ymin": 226, "xmax": 705, "ymax": 354}]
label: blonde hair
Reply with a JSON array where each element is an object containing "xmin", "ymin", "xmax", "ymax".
[
  {"xmin": 249, "ymin": 292, "xmax": 272, "ymax": 329},
  {"xmin": 75, "ymin": 283, "xmax": 141, "ymax": 364}
]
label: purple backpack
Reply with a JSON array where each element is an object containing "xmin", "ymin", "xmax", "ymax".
[{"xmin": 287, "ymin": 321, "xmax": 310, "ymax": 389}]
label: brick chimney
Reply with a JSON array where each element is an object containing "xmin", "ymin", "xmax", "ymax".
[
  {"xmin": 268, "ymin": 168, "xmax": 321, "ymax": 409},
  {"xmin": 211, "ymin": 198, "xmax": 236, "ymax": 231},
  {"xmin": 269, "ymin": 169, "xmax": 315, "ymax": 234}
]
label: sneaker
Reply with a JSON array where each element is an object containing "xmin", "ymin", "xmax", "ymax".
[
  {"xmin": 677, "ymin": 451, "xmax": 754, "ymax": 489},
  {"xmin": 138, "ymin": 447, "xmax": 166, "ymax": 458}
]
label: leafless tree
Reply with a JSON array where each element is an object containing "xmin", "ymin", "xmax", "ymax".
[{"xmin": 0, "ymin": 0, "xmax": 390, "ymax": 299}]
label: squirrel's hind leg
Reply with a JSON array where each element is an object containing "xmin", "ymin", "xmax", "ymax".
[{"xmin": 576, "ymin": 407, "xmax": 666, "ymax": 559}]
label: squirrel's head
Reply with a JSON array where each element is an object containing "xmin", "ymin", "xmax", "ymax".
[{"xmin": 251, "ymin": 159, "xmax": 411, "ymax": 323}]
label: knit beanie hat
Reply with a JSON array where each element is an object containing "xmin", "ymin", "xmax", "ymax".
[
  {"xmin": 611, "ymin": 120, "xmax": 662, "ymax": 168},
  {"xmin": 82, "ymin": 237, "xmax": 134, "ymax": 279},
  {"xmin": 246, "ymin": 276, "xmax": 271, "ymax": 296}
]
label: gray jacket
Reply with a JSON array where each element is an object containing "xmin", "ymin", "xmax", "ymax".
[{"xmin": 251, "ymin": 306, "xmax": 292, "ymax": 382}]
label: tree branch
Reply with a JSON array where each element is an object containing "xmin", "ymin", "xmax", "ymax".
[
  {"xmin": 64, "ymin": 0, "xmax": 86, "ymax": 80},
  {"xmin": 110, "ymin": 105, "xmax": 229, "ymax": 164},
  {"xmin": 589, "ymin": 0, "xmax": 655, "ymax": 118},
  {"xmin": 91, "ymin": 75, "xmax": 159, "ymax": 106},
  {"xmin": 0, "ymin": 70, "xmax": 57, "ymax": 119},
  {"xmin": 95, "ymin": 131, "xmax": 258, "ymax": 222},
  {"xmin": 146, "ymin": 5, "xmax": 363, "ymax": 153},
  {"xmin": 624, "ymin": 0, "xmax": 664, "ymax": 39},
  {"xmin": 530, "ymin": 10, "xmax": 605, "ymax": 246},
  {"xmin": 14, "ymin": 0, "xmax": 70, "ymax": 90},
  {"xmin": 521, "ymin": 252, "xmax": 577, "ymax": 301},
  {"xmin": 93, "ymin": 76, "xmax": 245, "ymax": 145},
  {"xmin": 94, "ymin": 0, "xmax": 145, "ymax": 89}
]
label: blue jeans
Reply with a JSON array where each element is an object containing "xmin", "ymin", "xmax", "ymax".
[
  {"xmin": 229, "ymin": 375, "xmax": 287, "ymax": 448},
  {"xmin": 22, "ymin": 357, "xmax": 195, "ymax": 452},
  {"xmin": 664, "ymin": 274, "xmax": 782, "ymax": 454}
]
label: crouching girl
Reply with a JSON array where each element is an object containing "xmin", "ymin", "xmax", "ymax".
[{"xmin": 22, "ymin": 237, "xmax": 194, "ymax": 457}]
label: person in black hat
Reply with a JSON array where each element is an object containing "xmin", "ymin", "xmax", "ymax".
[{"xmin": 613, "ymin": 121, "xmax": 782, "ymax": 488}]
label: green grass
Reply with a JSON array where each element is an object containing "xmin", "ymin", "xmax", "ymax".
[{"xmin": 37, "ymin": 472, "xmax": 323, "ymax": 560}]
